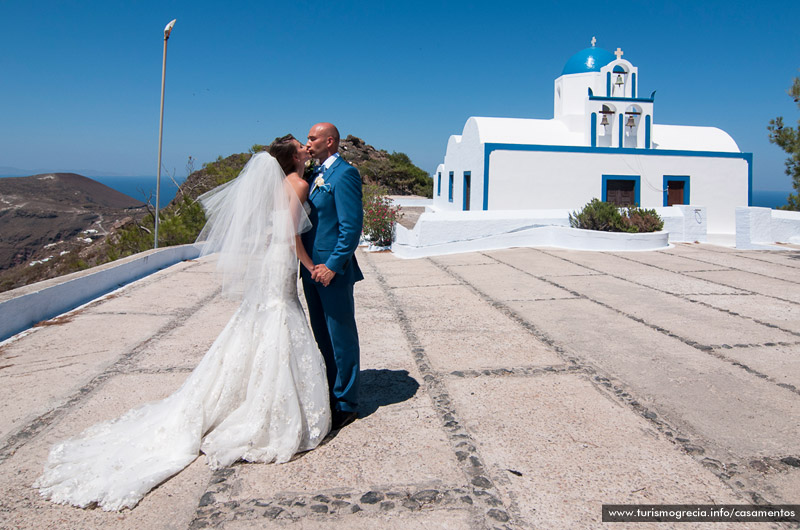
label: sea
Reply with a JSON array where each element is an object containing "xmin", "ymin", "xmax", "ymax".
[
  {"xmin": 0, "ymin": 174, "xmax": 186, "ymax": 210},
  {"xmin": 91, "ymin": 176, "xmax": 187, "ymax": 210},
  {"xmin": 750, "ymin": 189, "xmax": 794, "ymax": 209}
]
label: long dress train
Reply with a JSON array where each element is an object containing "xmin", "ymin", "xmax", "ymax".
[{"xmin": 34, "ymin": 153, "xmax": 331, "ymax": 511}]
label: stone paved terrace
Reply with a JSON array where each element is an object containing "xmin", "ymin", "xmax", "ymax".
[{"xmin": 0, "ymin": 244, "xmax": 798, "ymax": 529}]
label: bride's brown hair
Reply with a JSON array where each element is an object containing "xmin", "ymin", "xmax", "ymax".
[{"xmin": 268, "ymin": 134, "xmax": 298, "ymax": 176}]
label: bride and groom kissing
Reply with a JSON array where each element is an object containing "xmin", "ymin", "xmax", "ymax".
[{"xmin": 34, "ymin": 123, "xmax": 365, "ymax": 510}]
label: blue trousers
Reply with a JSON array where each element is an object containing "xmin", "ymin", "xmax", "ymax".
[{"xmin": 301, "ymin": 272, "xmax": 360, "ymax": 413}]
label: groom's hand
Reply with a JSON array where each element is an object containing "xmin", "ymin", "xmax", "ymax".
[{"xmin": 313, "ymin": 264, "xmax": 336, "ymax": 287}]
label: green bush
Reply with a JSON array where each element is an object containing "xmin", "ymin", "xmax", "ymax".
[
  {"xmin": 621, "ymin": 206, "xmax": 664, "ymax": 233},
  {"xmin": 359, "ymin": 152, "xmax": 433, "ymax": 197},
  {"xmin": 107, "ymin": 197, "xmax": 207, "ymax": 259},
  {"xmin": 569, "ymin": 199, "xmax": 663, "ymax": 233},
  {"xmin": 362, "ymin": 184, "xmax": 402, "ymax": 247},
  {"xmin": 569, "ymin": 199, "xmax": 626, "ymax": 231}
]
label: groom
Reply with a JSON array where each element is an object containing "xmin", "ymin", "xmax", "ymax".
[{"xmin": 302, "ymin": 122, "xmax": 364, "ymax": 431}]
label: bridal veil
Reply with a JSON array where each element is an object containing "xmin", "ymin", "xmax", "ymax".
[{"xmin": 34, "ymin": 153, "xmax": 330, "ymax": 511}]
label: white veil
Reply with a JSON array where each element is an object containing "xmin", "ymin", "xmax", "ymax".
[{"xmin": 195, "ymin": 152, "xmax": 311, "ymax": 298}]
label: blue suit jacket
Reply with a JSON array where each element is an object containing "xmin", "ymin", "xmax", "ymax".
[{"xmin": 302, "ymin": 156, "xmax": 364, "ymax": 284}]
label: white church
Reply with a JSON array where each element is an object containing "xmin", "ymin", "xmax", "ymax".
[{"xmin": 431, "ymin": 40, "xmax": 751, "ymax": 236}]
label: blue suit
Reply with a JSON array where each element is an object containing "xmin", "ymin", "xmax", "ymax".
[{"xmin": 301, "ymin": 156, "xmax": 363, "ymax": 414}]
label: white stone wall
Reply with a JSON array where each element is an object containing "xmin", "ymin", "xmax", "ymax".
[
  {"xmin": 486, "ymin": 150, "xmax": 748, "ymax": 234},
  {"xmin": 736, "ymin": 207, "xmax": 800, "ymax": 248}
]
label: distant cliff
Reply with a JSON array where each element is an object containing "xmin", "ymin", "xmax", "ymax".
[{"xmin": 0, "ymin": 173, "xmax": 146, "ymax": 291}]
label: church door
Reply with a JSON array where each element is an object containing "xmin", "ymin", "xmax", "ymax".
[
  {"xmin": 605, "ymin": 179, "xmax": 636, "ymax": 206},
  {"xmin": 666, "ymin": 180, "xmax": 685, "ymax": 206}
]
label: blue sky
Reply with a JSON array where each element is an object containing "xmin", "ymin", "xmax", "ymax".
[{"xmin": 1, "ymin": 0, "xmax": 798, "ymax": 191}]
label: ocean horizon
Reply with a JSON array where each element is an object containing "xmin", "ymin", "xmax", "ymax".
[
  {"xmin": 0, "ymin": 174, "xmax": 794, "ymax": 211},
  {"xmin": 0, "ymin": 174, "xmax": 187, "ymax": 210},
  {"xmin": 90, "ymin": 176, "xmax": 187, "ymax": 210}
]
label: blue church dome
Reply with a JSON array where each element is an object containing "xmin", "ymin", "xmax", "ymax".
[{"xmin": 561, "ymin": 46, "xmax": 616, "ymax": 76}]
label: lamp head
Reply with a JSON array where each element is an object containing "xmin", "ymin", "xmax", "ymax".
[{"xmin": 164, "ymin": 19, "xmax": 176, "ymax": 39}]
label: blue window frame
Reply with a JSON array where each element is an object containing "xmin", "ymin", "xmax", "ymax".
[
  {"xmin": 448, "ymin": 171, "xmax": 454, "ymax": 202},
  {"xmin": 663, "ymin": 175, "xmax": 690, "ymax": 206},
  {"xmin": 437, "ymin": 172, "xmax": 441, "ymax": 196},
  {"xmin": 463, "ymin": 171, "xmax": 471, "ymax": 211},
  {"xmin": 602, "ymin": 174, "xmax": 640, "ymax": 206}
]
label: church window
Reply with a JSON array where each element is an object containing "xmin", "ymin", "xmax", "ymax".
[
  {"xmin": 463, "ymin": 172, "xmax": 471, "ymax": 211},
  {"xmin": 448, "ymin": 171, "xmax": 454, "ymax": 202},
  {"xmin": 437, "ymin": 172, "xmax": 441, "ymax": 196}
]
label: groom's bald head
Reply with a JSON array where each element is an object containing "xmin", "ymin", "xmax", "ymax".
[{"xmin": 307, "ymin": 122, "xmax": 340, "ymax": 161}]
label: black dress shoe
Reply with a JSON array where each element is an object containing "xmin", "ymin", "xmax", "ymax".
[{"xmin": 331, "ymin": 410, "xmax": 358, "ymax": 430}]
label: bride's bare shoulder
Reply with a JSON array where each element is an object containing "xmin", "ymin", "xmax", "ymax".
[{"xmin": 286, "ymin": 173, "xmax": 309, "ymax": 202}]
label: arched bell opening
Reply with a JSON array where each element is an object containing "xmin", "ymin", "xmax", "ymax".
[
  {"xmin": 623, "ymin": 104, "xmax": 642, "ymax": 148},
  {"xmin": 611, "ymin": 64, "xmax": 628, "ymax": 97},
  {"xmin": 597, "ymin": 104, "xmax": 616, "ymax": 147}
]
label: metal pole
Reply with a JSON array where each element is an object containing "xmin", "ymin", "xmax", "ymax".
[{"xmin": 155, "ymin": 19, "xmax": 176, "ymax": 249}]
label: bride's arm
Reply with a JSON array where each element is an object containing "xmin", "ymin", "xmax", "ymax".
[
  {"xmin": 295, "ymin": 235, "xmax": 313, "ymax": 272},
  {"xmin": 286, "ymin": 176, "xmax": 314, "ymax": 272}
]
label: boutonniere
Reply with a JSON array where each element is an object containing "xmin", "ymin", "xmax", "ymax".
[{"xmin": 314, "ymin": 175, "xmax": 332, "ymax": 193}]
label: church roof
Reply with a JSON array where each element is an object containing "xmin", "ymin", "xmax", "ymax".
[
  {"xmin": 652, "ymin": 124, "xmax": 740, "ymax": 152},
  {"xmin": 464, "ymin": 117, "xmax": 582, "ymax": 146},
  {"xmin": 562, "ymin": 46, "xmax": 615, "ymax": 76},
  {"xmin": 462, "ymin": 118, "xmax": 741, "ymax": 153}
]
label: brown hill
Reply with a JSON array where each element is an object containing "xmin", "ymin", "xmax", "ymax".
[
  {"xmin": 173, "ymin": 135, "xmax": 427, "ymax": 205},
  {"xmin": 0, "ymin": 173, "xmax": 146, "ymax": 274}
]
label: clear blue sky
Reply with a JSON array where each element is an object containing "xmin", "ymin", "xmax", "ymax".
[{"xmin": 1, "ymin": 0, "xmax": 798, "ymax": 191}]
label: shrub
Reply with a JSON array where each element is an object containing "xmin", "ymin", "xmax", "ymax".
[
  {"xmin": 569, "ymin": 199, "xmax": 663, "ymax": 233},
  {"xmin": 362, "ymin": 184, "xmax": 402, "ymax": 247},
  {"xmin": 621, "ymin": 206, "xmax": 664, "ymax": 233},
  {"xmin": 569, "ymin": 199, "xmax": 626, "ymax": 231}
]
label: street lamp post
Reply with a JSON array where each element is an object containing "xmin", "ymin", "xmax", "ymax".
[{"xmin": 155, "ymin": 19, "xmax": 176, "ymax": 249}]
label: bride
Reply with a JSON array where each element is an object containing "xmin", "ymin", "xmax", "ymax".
[{"xmin": 34, "ymin": 136, "xmax": 331, "ymax": 511}]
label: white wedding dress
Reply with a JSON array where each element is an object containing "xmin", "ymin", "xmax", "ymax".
[{"xmin": 34, "ymin": 153, "xmax": 331, "ymax": 511}]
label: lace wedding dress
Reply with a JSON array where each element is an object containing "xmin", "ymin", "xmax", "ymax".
[{"xmin": 34, "ymin": 153, "xmax": 331, "ymax": 511}]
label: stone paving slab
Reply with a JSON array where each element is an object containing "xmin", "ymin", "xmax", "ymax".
[
  {"xmin": 613, "ymin": 249, "xmax": 731, "ymax": 273},
  {"xmin": 132, "ymin": 296, "xmax": 236, "ymax": 372},
  {"xmin": 411, "ymin": 327, "xmax": 562, "ymax": 373},
  {"xmin": 710, "ymin": 343, "xmax": 800, "ymax": 391},
  {"xmin": 550, "ymin": 274, "xmax": 798, "ymax": 347},
  {"xmin": 483, "ymin": 247, "xmax": 600, "ymax": 277},
  {"xmin": 446, "ymin": 262, "xmax": 579, "ymax": 302},
  {"xmin": 688, "ymin": 270, "xmax": 800, "ymax": 304},
  {"xmin": 504, "ymin": 298, "xmax": 800, "ymax": 457},
  {"xmin": 445, "ymin": 373, "xmax": 768, "ymax": 530},
  {"xmin": 222, "ymin": 510, "xmax": 476, "ymax": 529},
  {"xmin": 0, "ymin": 312, "xmax": 169, "ymax": 442},
  {"xmin": 82, "ymin": 261, "xmax": 219, "ymax": 315},
  {"xmin": 687, "ymin": 294, "xmax": 800, "ymax": 335},
  {"xmin": 0, "ymin": 373, "xmax": 210, "ymax": 530},
  {"xmin": 668, "ymin": 246, "xmax": 800, "ymax": 276}
]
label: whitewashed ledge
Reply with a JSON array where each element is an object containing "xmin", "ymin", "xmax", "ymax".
[
  {"xmin": 393, "ymin": 219, "xmax": 669, "ymax": 259},
  {"xmin": 0, "ymin": 244, "xmax": 201, "ymax": 342}
]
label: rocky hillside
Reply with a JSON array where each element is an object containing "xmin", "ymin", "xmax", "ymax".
[
  {"xmin": 174, "ymin": 135, "xmax": 430, "ymax": 205},
  {"xmin": 0, "ymin": 173, "xmax": 146, "ymax": 290},
  {"xmin": 0, "ymin": 136, "xmax": 430, "ymax": 293}
]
